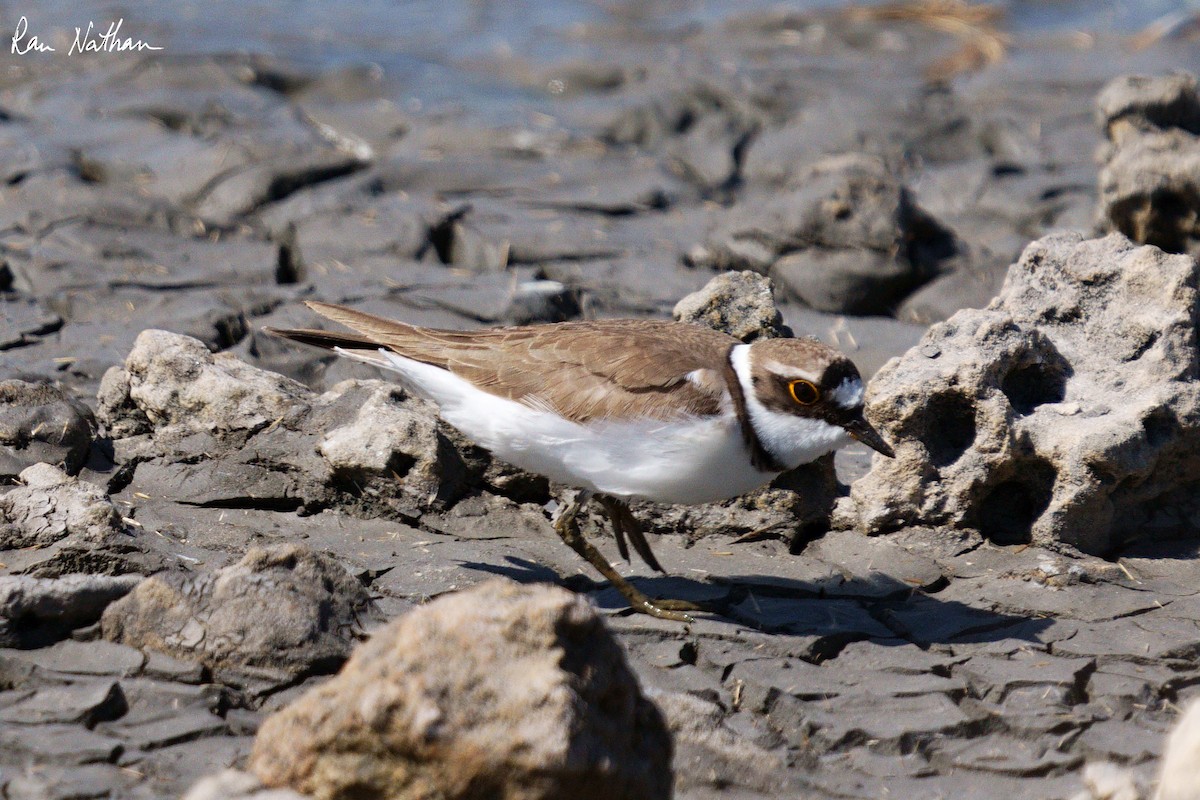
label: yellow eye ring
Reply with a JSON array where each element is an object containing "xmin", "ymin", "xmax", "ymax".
[{"xmin": 788, "ymin": 379, "xmax": 820, "ymax": 405}]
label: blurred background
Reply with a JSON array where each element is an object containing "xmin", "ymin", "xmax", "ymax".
[{"xmin": 3, "ymin": 0, "xmax": 1200, "ymax": 390}]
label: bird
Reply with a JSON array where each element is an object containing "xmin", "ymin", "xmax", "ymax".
[{"xmin": 266, "ymin": 301, "xmax": 895, "ymax": 621}]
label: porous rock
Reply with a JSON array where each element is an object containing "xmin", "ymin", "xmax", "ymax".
[
  {"xmin": 687, "ymin": 154, "xmax": 957, "ymax": 315},
  {"xmin": 316, "ymin": 381, "xmax": 445, "ymax": 501},
  {"xmin": 672, "ymin": 270, "xmax": 789, "ymax": 342},
  {"xmin": 0, "ymin": 380, "xmax": 96, "ymax": 478},
  {"xmin": 248, "ymin": 579, "xmax": 672, "ymax": 800},
  {"xmin": 1097, "ymin": 72, "xmax": 1200, "ymax": 258},
  {"xmin": 0, "ymin": 463, "xmax": 125, "ymax": 549},
  {"xmin": 0, "ymin": 573, "xmax": 142, "ymax": 648},
  {"xmin": 836, "ymin": 232, "xmax": 1200, "ymax": 554},
  {"xmin": 100, "ymin": 544, "xmax": 372, "ymax": 676}
]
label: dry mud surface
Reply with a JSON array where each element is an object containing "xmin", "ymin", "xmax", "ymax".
[{"xmin": 3, "ymin": 4, "xmax": 1200, "ymax": 799}]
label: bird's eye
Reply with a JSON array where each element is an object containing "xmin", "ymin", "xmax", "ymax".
[{"xmin": 788, "ymin": 379, "xmax": 820, "ymax": 405}]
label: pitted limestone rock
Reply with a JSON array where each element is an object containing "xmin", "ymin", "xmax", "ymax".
[
  {"xmin": 315, "ymin": 381, "xmax": 448, "ymax": 502},
  {"xmin": 1096, "ymin": 73, "xmax": 1200, "ymax": 143},
  {"xmin": 836, "ymin": 232, "xmax": 1200, "ymax": 554},
  {"xmin": 0, "ymin": 463, "xmax": 166, "ymax": 577}
]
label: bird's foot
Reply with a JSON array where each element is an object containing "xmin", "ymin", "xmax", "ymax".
[
  {"xmin": 624, "ymin": 593, "xmax": 696, "ymax": 623},
  {"xmin": 554, "ymin": 498, "xmax": 699, "ymax": 623}
]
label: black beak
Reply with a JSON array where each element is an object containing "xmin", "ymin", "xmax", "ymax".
[{"xmin": 844, "ymin": 414, "xmax": 895, "ymax": 458}]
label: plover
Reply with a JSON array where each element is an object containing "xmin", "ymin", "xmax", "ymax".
[{"xmin": 267, "ymin": 301, "xmax": 894, "ymax": 620}]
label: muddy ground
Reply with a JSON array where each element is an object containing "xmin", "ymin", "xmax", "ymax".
[{"xmin": 3, "ymin": 3, "xmax": 1200, "ymax": 798}]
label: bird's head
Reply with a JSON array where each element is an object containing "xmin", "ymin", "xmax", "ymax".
[{"xmin": 733, "ymin": 338, "xmax": 895, "ymax": 469}]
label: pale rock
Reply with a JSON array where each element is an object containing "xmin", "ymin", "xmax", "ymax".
[
  {"xmin": 1097, "ymin": 72, "xmax": 1200, "ymax": 258},
  {"xmin": 101, "ymin": 544, "xmax": 372, "ymax": 676},
  {"xmin": 0, "ymin": 463, "xmax": 125, "ymax": 549},
  {"xmin": 248, "ymin": 579, "xmax": 672, "ymax": 800},
  {"xmin": 836, "ymin": 233, "xmax": 1200, "ymax": 553}
]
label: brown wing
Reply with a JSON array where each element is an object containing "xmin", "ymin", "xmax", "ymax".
[{"xmin": 268, "ymin": 301, "xmax": 737, "ymax": 423}]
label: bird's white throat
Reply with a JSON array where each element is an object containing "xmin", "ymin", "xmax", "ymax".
[{"xmin": 729, "ymin": 344, "xmax": 854, "ymax": 469}]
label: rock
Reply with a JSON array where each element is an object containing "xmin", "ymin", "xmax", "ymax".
[
  {"xmin": 954, "ymin": 651, "xmax": 1094, "ymax": 704},
  {"xmin": 1098, "ymin": 129, "xmax": 1200, "ymax": 258},
  {"xmin": 100, "ymin": 330, "xmax": 484, "ymax": 515},
  {"xmin": 101, "ymin": 544, "xmax": 372, "ymax": 676},
  {"xmin": 3, "ymin": 764, "xmax": 138, "ymax": 800},
  {"xmin": 0, "ymin": 723, "xmax": 124, "ymax": 765},
  {"xmin": 289, "ymin": 194, "xmax": 432, "ymax": 267},
  {"xmin": 806, "ymin": 692, "xmax": 977, "ymax": 751},
  {"xmin": 0, "ymin": 680, "xmax": 127, "ymax": 726},
  {"xmin": 602, "ymin": 85, "xmax": 759, "ymax": 193},
  {"xmin": 0, "ymin": 380, "xmax": 96, "ymax": 478},
  {"xmin": 1097, "ymin": 72, "xmax": 1200, "ymax": 258},
  {"xmin": 98, "ymin": 329, "xmax": 313, "ymax": 436},
  {"xmin": 503, "ymin": 279, "xmax": 581, "ymax": 325},
  {"xmin": 0, "ymin": 461, "xmax": 164, "ymax": 579},
  {"xmin": 929, "ymin": 734, "xmax": 1081, "ymax": 777},
  {"xmin": 316, "ymin": 382, "xmax": 444, "ymax": 500},
  {"xmin": 0, "ymin": 463, "xmax": 126, "ymax": 549},
  {"xmin": 672, "ymin": 270, "xmax": 789, "ymax": 342},
  {"xmin": 1096, "ymin": 73, "xmax": 1200, "ymax": 143},
  {"xmin": 893, "ymin": 257, "xmax": 1011, "ymax": 326},
  {"xmin": 14, "ymin": 639, "xmax": 147, "ymax": 678},
  {"xmin": 102, "ymin": 707, "xmax": 229, "ymax": 750},
  {"xmin": 183, "ymin": 770, "xmax": 263, "ymax": 800},
  {"xmin": 771, "ymin": 247, "xmax": 920, "ymax": 316},
  {"xmin": 836, "ymin": 232, "xmax": 1200, "ymax": 554},
  {"xmin": 0, "ymin": 573, "xmax": 143, "ymax": 648},
  {"xmin": 192, "ymin": 152, "xmax": 370, "ymax": 225},
  {"xmin": 687, "ymin": 155, "xmax": 958, "ymax": 315},
  {"xmin": 248, "ymin": 579, "xmax": 672, "ymax": 800}
]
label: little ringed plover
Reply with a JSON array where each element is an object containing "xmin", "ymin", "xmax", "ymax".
[{"xmin": 267, "ymin": 301, "xmax": 894, "ymax": 621}]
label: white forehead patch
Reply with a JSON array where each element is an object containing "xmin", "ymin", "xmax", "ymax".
[{"xmin": 830, "ymin": 377, "xmax": 864, "ymax": 409}]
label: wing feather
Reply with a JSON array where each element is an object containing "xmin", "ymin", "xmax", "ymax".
[{"xmin": 268, "ymin": 301, "xmax": 738, "ymax": 423}]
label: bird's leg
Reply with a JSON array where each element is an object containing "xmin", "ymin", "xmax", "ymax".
[
  {"xmin": 597, "ymin": 495, "xmax": 664, "ymax": 573},
  {"xmin": 552, "ymin": 494, "xmax": 696, "ymax": 622}
]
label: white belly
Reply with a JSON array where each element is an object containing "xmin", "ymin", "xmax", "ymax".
[{"xmin": 375, "ymin": 351, "xmax": 775, "ymax": 505}]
